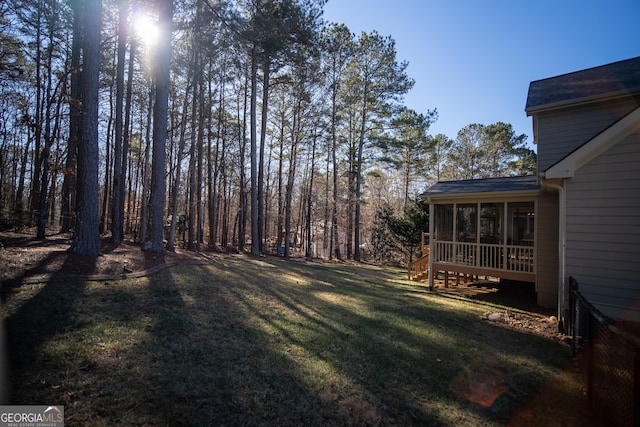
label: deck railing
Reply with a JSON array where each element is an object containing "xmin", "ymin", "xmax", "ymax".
[{"xmin": 431, "ymin": 241, "xmax": 534, "ymax": 274}]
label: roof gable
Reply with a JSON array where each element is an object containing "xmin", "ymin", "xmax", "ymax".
[
  {"xmin": 545, "ymin": 106, "xmax": 640, "ymax": 178},
  {"xmin": 526, "ymin": 57, "xmax": 640, "ymax": 113}
]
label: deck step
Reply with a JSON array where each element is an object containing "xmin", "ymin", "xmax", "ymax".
[{"xmin": 412, "ymin": 271, "xmax": 428, "ymax": 282}]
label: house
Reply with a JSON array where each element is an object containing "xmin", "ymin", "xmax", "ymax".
[{"xmin": 422, "ymin": 56, "xmax": 640, "ymax": 326}]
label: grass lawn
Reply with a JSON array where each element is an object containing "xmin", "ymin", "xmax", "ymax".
[{"xmin": 2, "ymin": 257, "xmax": 589, "ymax": 426}]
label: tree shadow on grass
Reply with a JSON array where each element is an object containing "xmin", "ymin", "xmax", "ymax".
[
  {"xmin": 199, "ymin": 259, "xmax": 576, "ymax": 425},
  {"xmin": 0, "ymin": 263, "xmax": 333, "ymax": 425},
  {"xmin": 1, "ymin": 259, "xmax": 590, "ymax": 426},
  {"xmin": 2, "ymin": 255, "xmax": 96, "ymax": 405},
  {"xmin": 131, "ymin": 267, "xmax": 354, "ymax": 425}
]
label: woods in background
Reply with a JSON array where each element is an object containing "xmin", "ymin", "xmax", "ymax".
[{"xmin": 0, "ymin": 0, "xmax": 535, "ymax": 264}]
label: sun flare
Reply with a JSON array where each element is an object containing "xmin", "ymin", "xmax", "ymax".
[{"xmin": 132, "ymin": 12, "xmax": 159, "ymax": 46}]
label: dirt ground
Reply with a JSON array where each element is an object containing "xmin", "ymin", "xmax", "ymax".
[
  {"xmin": 0, "ymin": 230, "xmax": 565, "ymax": 342},
  {"xmin": 0, "ymin": 230, "xmax": 217, "ymax": 285}
]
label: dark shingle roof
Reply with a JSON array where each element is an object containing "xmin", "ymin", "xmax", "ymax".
[
  {"xmin": 526, "ymin": 56, "xmax": 640, "ymax": 112},
  {"xmin": 423, "ymin": 175, "xmax": 539, "ymax": 198}
]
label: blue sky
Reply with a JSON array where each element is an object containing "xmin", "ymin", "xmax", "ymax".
[{"xmin": 322, "ymin": 0, "xmax": 640, "ymax": 149}]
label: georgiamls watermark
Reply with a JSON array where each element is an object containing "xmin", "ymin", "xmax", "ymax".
[{"xmin": 0, "ymin": 406, "xmax": 64, "ymax": 427}]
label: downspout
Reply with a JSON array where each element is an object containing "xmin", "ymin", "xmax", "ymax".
[
  {"xmin": 543, "ymin": 178, "xmax": 566, "ymax": 332},
  {"xmin": 427, "ymin": 198, "xmax": 434, "ymax": 290}
]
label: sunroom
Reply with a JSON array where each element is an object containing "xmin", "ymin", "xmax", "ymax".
[{"xmin": 423, "ymin": 176, "xmax": 540, "ymax": 289}]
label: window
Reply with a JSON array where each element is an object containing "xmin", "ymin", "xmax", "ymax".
[
  {"xmin": 456, "ymin": 204, "xmax": 477, "ymax": 243},
  {"xmin": 480, "ymin": 203, "xmax": 502, "ymax": 244},
  {"xmin": 508, "ymin": 202, "xmax": 535, "ymax": 246},
  {"xmin": 434, "ymin": 204, "xmax": 453, "ymax": 241},
  {"xmin": 433, "ymin": 201, "xmax": 535, "ymax": 246}
]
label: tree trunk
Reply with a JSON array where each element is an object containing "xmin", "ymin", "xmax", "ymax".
[
  {"xmin": 354, "ymin": 83, "xmax": 369, "ymax": 262},
  {"xmin": 147, "ymin": 0, "xmax": 172, "ymax": 254},
  {"xmin": 187, "ymin": 57, "xmax": 198, "ymax": 250},
  {"xmin": 69, "ymin": 0, "xmax": 102, "ymax": 256},
  {"xmin": 47, "ymin": 97, "xmax": 64, "ymax": 226},
  {"xmin": 61, "ymin": 0, "xmax": 82, "ymax": 233},
  {"xmin": 30, "ymin": 1, "xmax": 43, "ymax": 224},
  {"xmin": 36, "ymin": 6, "xmax": 59, "ymax": 239},
  {"xmin": 121, "ymin": 38, "xmax": 136, "ymax": 239},
  {"xmin": 126, "ymin": 145, "xmax": 136, "ymax": 235},
  {"xmin": 139, "ymin": 86, "xmax": 152, "ymax": 244},
  {"xmin": 346, "ymin": 161, "xmax": 354, "ymax": 260},
  {"xmin": 14, "ymin": 131, "xmax": 31, "ymax": 216},
  {"xmin": 258, "ymin": 55, "xmax": 270, "ymax": 253},
  {"xmin": 99, "ymin": 86, "xmax": 112, "ymax": 235},
  {"xmin": 111, "ymin": 0, "xmax": 128, "ymax": 244},
  {"xmin": 323, "ymin": 145, "xmax": 330, "ymax": 257},
  {"xmin": 284, "ymin": 142, "xmax": 297, "ymax": 260},
  {"xmin": 284, "ymin": 99, "xmax": 302, "ymax": 260},
  {"xmin": 237, "ymin": 65, "xmax": 249, "ymax": 252},
  {"xmin": 209, "ymin": 64, "xmax": 223, "ymax": 249},
  {"xmin": 276, "ymin": 104, "xmax": 285, "ymax": 253},
  {"xmin": 166, "ymin": 55, "xmax": 194, "ymax": 251},
  {"xmin": 306, "ymin": 132, "xmax": 318, "ymax": 260},
  {"xmin": 167, "ymin": 123, "xmax": 187, "ymax": 252},
  {"xmin": 330, "ymin": 79, "xmax": 341, "ymax": 260},
  {"xmin": 249, "ymin": 44, "xmax": 259, "ymax": 255},
  {"xmin": 196, "ymin": 67, "xmax": 205, "ymax": 251}
]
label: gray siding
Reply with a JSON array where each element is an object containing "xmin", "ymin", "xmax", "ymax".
[
  {"xmin": 536, "ymin": 98, "xmax": 638, "ymax": 172},
  {"xmin": 536, "ymin": 190, "xmax": 559, "ymax": 309},
  {"xmin": 565, "ymin": 131, "xmax": 640, "ymax": 321}
]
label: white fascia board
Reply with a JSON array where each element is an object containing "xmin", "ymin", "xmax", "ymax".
[{"xmin": 427, "ymin": 189, "xmax": 539, "ymax": 203}]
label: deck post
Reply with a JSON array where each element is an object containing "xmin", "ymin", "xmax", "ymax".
[
  {"xmin": 503, "ymin": 201, "xmax": 508, "ymax": 270},
  {"xmin": 428, "ymin": 201, "xmax": 434, "ymax": 290}
]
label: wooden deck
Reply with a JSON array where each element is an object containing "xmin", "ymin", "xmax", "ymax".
[{"xmin": 408, "ymin": 238, "xmax": 535, "ymax": 287}]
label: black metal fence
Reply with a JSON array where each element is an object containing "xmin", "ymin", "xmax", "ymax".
[{"xmin": 567, "ymin": 277, "xmax": 640, "ymax": 426}]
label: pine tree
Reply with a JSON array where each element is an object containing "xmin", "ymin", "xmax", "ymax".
[{"xmin": 69, "ymin": 0, "xmax": 102, "ymax": 256}]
